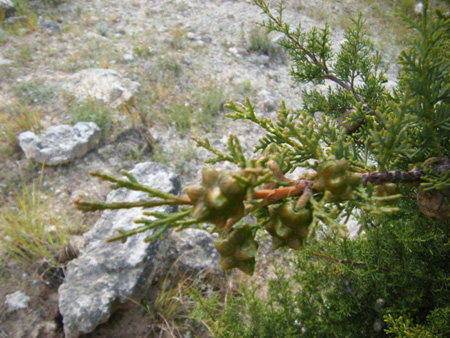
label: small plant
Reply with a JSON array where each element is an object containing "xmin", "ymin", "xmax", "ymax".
[
  {"xmin": 0, "ymin": 103, "xmax": 41, "ymax": 153},
  {"xmin": 68, "ymin": 100, "xmax": 115, "ymax": 140},
  {"xmin": 162, "ymin": 101, "xmax": 192, "ymax": 135},
  {"xmin": 152, "ymin": 143, "xmax": 199, "ymax": 178},
  {"xmin": 159, "ymin": 54, "xmax": 183, "ymax": 78},
  {"xmin": 145, "ymin": 275, "xmax": 195, "ymax": 337},
  {"xmin": 248, "ymin": 25, "xmax": 278, "ymax": 56},
  {"xmin": 170, "ymin": 27, "xmax": 185, "ymax": 51},
  {"xmin": 120, "ymin": 271, "xmax": 200, "ymax": 337},
  {"xmin": 197, "ymin": 85, "xmax": 227, "ymax": 131},
  {"xmin": 16, "ymin": 43, "xmax": 34, "ymax": 65},
  {"xmin": 4, "ymin": 0, "xmax": 64, "ymax": 31},
  {"xmin": 0, "ymin": 171, "xmax": 79, "ymax": 271},
  {"xmin": 12, "ymin": 81, "xmax": 55, "ymax": 106}
]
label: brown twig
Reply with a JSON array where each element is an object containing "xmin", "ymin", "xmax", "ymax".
[{"xmin": 360, "ymin": 169, "xmax": 424, "ymax": 185}]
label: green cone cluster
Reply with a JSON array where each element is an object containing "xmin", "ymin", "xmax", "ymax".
[
  {"xmin": 374, "ymin": 183, "xmax": 400, "ymax": 206},
  {"xmin": 314, "ymin": 159, "xmax": 360, "ymax": 202},
  {"xmin": 214, "ymin": 225, "xmax": 259, "ymax": 275},
  {"xmin": 266, "ymin": 200, "xmax": 313, "ymax": 250},
  {"xmin": 185, "ymin": 167, "xmax": 246, "ymax": 228}
]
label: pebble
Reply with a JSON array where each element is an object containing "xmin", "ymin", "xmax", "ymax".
[
  {"xmin": 228, "ymin": 47, "xmax": 239, "ymax": 55},
  {"xmin": 123, "ymin": 53, "xmax": 134, "ymax": 62},
  {"xmin": 5, "ymin": 291, "xmax": 31, "ymax": 310},
  {"xmin": 186, "ymin": 31, "xmax": 196, "ymax": 40}
]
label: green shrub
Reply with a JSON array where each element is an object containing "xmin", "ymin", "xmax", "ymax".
[
  {"xmin": 0, "ymin": 103, "xmax": 41, "ymax": 153},
  {"xmin": 68, "ymin": 100, "xmax": 115, "ymax": 140},
  {"xmin": 197, "ymin": 85, "xmax": 227, "ymax": 131},
  {"xmin": 162, "ymin": 101, "xmax": 192, "ymax": 135},
  {"xmin": 0, "ymin": 175, "xmax": 80, "ymax": 270},
  {"xmin": 248, "ymin": 26, "xmax": 277, "ymax": 56}
]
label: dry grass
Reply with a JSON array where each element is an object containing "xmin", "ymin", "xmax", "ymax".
[{"xmin": 0, "ymin": 168, "xmax": 81, "ymax": 273}]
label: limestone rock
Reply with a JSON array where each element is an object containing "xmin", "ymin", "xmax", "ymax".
[
  {"xmin": 18, "ymin": 122, "xmax": 101, "ymax": 165},
  {"xmin": 154, "ymin": 228, "xmax": 220, "ymax": 278},
  {"xmin": 58, "ymin": 162, "xmax": 181, "ymax": 338},
  {"xmin": 63, "ymin": 68, "xmax": 140, "ymax": 107},
  {"xmin": 5, "ymin": 291, "xmax": 30, "ymax": 310}
]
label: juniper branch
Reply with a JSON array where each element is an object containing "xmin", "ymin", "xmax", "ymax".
[
  {"xmin": 74, "ymin": 197, "xmax": 191, "ymax": 212},
  {"xmin": 89, "ymin": 170, "xmax": 185, "ymax": 202},
  {"xmin": 106, "ymin": 209, "xmax": 193, "ymax": 243}
]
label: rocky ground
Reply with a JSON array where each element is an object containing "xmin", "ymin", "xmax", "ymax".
[{"xmin": 0, "ymin": 0, "xmax": 414, "ymax": 336}]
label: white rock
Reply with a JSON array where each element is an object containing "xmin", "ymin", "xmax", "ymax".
[
  {"xmin": 122, "ymin": 53, "xmax": 134, "ymax": 62},
  {"xmin": 5, "ymin": 291, "xmax": 30, "ymax": 310},
  {"xmin": 414, "ymin": 2, "xmax": 424, "ymax": 14},
  {"xmin": 63, "ymin": 68, "xmax": 140, "ymax": 107},
  {"xmin": 18, "ymin": 122, "xmax": 101, "ymax": 165},
  {"xmin": 186, "ymin": 32, "xmax": 196, "ymax": 40},
  {"xmin": 0, "ymin": 57, "xmax": 13, "ymax": 65},
  {"xmin": 228, "ymin": 47, "xmax": 239, "ymax": 55}
]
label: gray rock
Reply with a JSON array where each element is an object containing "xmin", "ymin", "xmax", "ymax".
[
  {"xmin": 0, "ymin": 57, "xmax": 12, "ymax": 65},
  {"xmin": 37, "ymin": 17, "xmax": 61, "ymax": 34},
  {"xmin": 58, "ymin": 162, "xmax": 181, "ymax": 338},
  {"xmin": 63, "ymin": 68, "xmax": 140, "ymax": 107},
  {"xmin": 183, "ymin": 53, "xmax": 191, "ymax": 64},
  {"xmin": 0, "ymin": 0, "xmax": 15, "ymax": 18},
  {"xmin": 258, "ymin": 89, "xmax": 277, "ymax": 111},
  {"xmin": 5, "ymin": 291, "xmax": 30, "ymax": 310},
  {"xmin": 30, "ymin": 321, "xmax": 57, "ymax": 338},
  {"xmin": 122, "ymin": 53, "xmax": 134, "ymax": 62},
  {"xmin": 154, "ymin": 228, "xmax": 219, "ymax": 278},
  {"xmin": 18, "ymin": 122, "xmax": 101, "ymax": 165}
]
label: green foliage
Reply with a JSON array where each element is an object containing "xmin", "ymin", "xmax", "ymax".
[
  {"xmin": 141, "ymin": 274, "xmax": 197, "ymax": 337},
  {"xmin": 162, "ymin": 101, "xmax": 192, "ymax": 135},
  {"xmin": 68, "ymin": 100, "xmax": 115, "ymax": 140},
  {"xmin": 194, "ymin": 203, "xmax": 450, "ymax": 337},
  {"xmin": 385, "ymin": 307, "xmax": 450, "ymax": 337},
  {"xmin": 0, "ymin": 174, "xmax": 80, "ymax": 269},
  {"xmin": 198, "ymin": 85, "xmax": 228, "ymax": 131},
  {"xmin": 248, "ymin": 25, "xmax": 278, "ymax": 56},
  {"xmin": 75, "ymin": 1, "xmax": 450, "ymax": 336},
  {"xmin": 12, "ymin": 81, "xmax": 56, "ymax": 106},
  {"xmin": 397, "ymin": 9, "xmax": 450, "ymax": 161},
  {"xmin": 0, "ymin": 103, "xmax": 42, "ymax": 153}
]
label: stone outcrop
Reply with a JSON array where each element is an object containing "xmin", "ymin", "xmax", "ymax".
[
  {"xmin": 62, "ymin": 68, "xmax": 140, "ymax": 107},
  {"xmin": 18, "ymin": 122, "xmax": 101, "ymax": 165}
]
